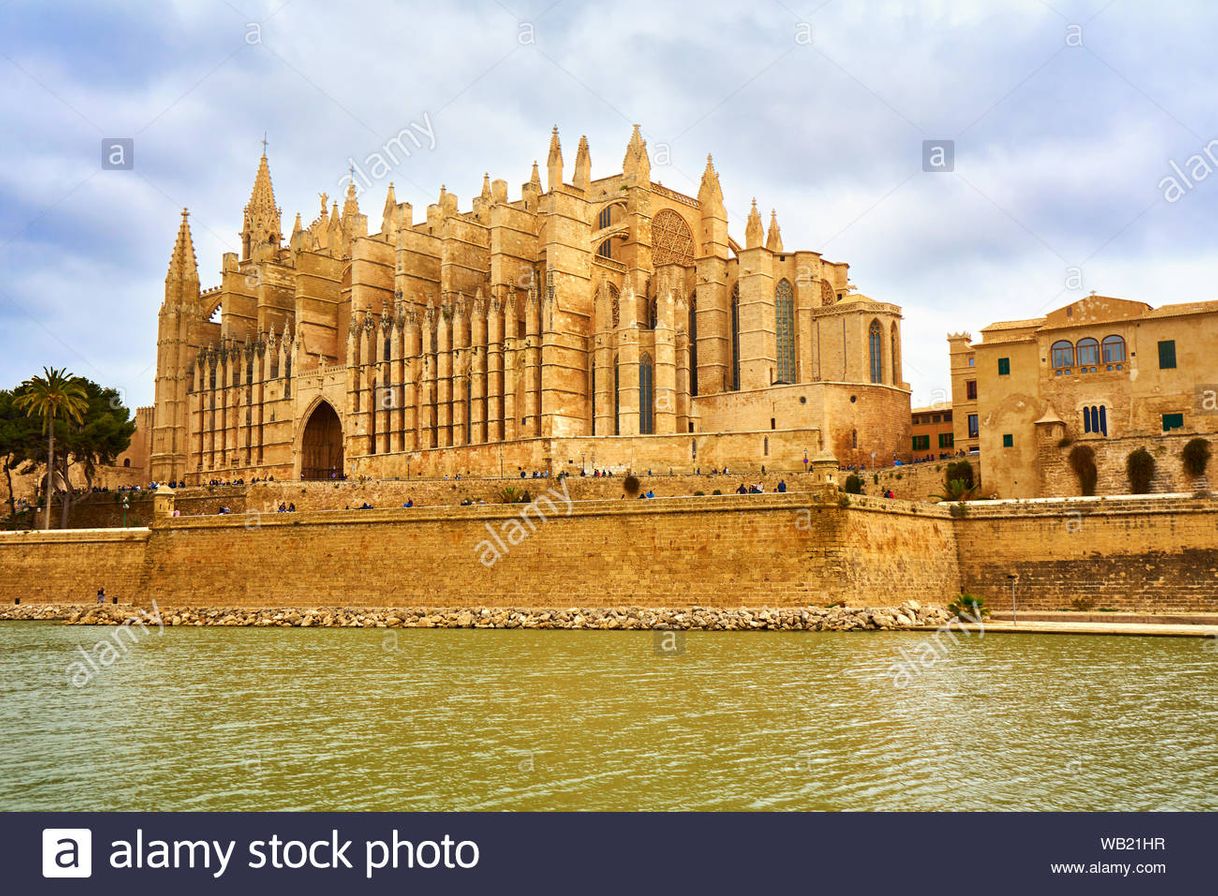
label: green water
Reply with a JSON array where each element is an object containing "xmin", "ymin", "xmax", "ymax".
[{"xmin": 0, "ymin": 623, "xmax": 1214, "ymax": 811}]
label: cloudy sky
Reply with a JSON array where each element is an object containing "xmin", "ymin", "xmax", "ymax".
[{"xmin": 3, "ymin": 0, "xmax": 1217, "ymax": 410}]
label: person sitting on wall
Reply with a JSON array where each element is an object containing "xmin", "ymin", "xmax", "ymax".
[
  {"xmin": 96, "ymin": 587, "xmax": 105, "ymax": 604},
  {"xmin": 736, "ymin": 483, "xmax": 747, "ymax": 494},
  {"xmin": 777, "ymin": 480, "xmax": 787, "ymax": 493},
  {"xmin": 218, "ymin": 505, "xmax": 231, "ymax": 514},
  {"xmin": 403, "ymin": 498, "xmax": 414, "ymax": 508},
  {"xmin": 645, "ymin": 489, "xmax": 655, "ymax": 499},
  {"xmin": 359, "ymin": 501, "xmax": 374, "ymax": 510},
  {"xmin": 287, "ymin": 503, "xmax": 296, "ymax": 512}
]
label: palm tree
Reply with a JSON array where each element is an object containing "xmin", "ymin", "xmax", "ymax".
[{"xmin": 13, "ymin": 367, "xmax": 88, "ymax": 530}]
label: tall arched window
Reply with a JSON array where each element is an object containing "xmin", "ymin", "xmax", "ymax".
[
  {"xmin": 597, "ymin": 205, "xmax": 614, "ymax": 259},
  {"xmin": 590, "ymin": 363, "xmax": 597, "ymax": 435},
  {"xmin": 730, "ymin": 282, "xmax": 740, "ymax": 391},
  {"xmin": 775, "ymin": 279, "xmax": 795, "ymax": 384},
  {"xmin": 1083, "ymin": 404, "xmax": 1108, "ymax": 436},
  {"xmin": 1077, "ymin": 337, "xmax": 1100, "ymax": 367},
  {"xmin": 639, "ymin": 353, "xmax": 655, "ymax": 434},
  {"xmin": 1051, "ymin": 340, "xmax": 1074, "ymax": 371},
  {"xmin": 1102, "ymin": 335, "xmax": 1126, "ymax": 364},
  {"xmin": 868, "ymin": 320, "xmax": 883, "ymax": 384},
  {"xmin": 688, "ymin": 293, "xmax": 698, "ymax": 396}
]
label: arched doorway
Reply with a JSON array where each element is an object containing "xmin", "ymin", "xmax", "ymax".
[{"xmin": 300, "ymin": 401, "xmax": 344, "ymax": 480}]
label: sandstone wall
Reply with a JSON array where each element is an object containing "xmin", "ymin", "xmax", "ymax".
[
  {"xmin": 955, "ymin": 494, "xmax": 1218, "ymax": 612},
  {"xmin": 4, "ymin": 493, "xmax": 1214, "ymax": 615},
  {"xmin": 0, "ymin": 528, "xmax": 150, "ymax": 604},
  {"xmin": 2, "ymin": 494, "xmax": 960, "ymax": 609},
  {"xmin": 1038, "ymin": 432, "xmax": 1212, "ymax": 497},
  {"xmin": 58, "ymin": 471, "xmax": 823, "ymax": 527}
]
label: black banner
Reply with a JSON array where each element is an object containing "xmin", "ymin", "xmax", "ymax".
[{"xmin": 6, "ymin": 811, "xmax": 1208, "ymax": 894}]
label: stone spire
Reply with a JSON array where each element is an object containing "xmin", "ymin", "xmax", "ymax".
[
  {"xmin": 342, "ymin": 177, "xmax": 361, "ymax": 219},
  {"xmin": 166, "ymin": 208, "xmax": 199, "ymax": 286},
  {"xmin": 573, "ymin": 135, "xmax": 591, "ymax": 190},
  {"xmin": 481, "ymin": 172, "xmax": 492, "ymax": 201},
  {"xmin": 381, "ymin": 182, "xmax": 396, "ymax": 232},
  {"xmin": 622, "ymin": 124, "xmax": 650, "ymax": 183},
  {"xmin": 745, "ymin": 199, "xmax": 764, "ymax": 249},
  {"xmin": 241, "ymin": 146, "xmax": 282, "ymax": 261},
  {"xmin": 529, "ymin": 160, "xmax": 542, "ymax": 191},
  {"xmin": 697, "ymin": 154, "xmax": 725, "ymax": 217},
  {"xmin": 546, "ymin": 125, "xmax": 563, "ymax": 192},
  {"xmin": 766, "ymin": 209, "xmax": 784, "ymax": 253}
]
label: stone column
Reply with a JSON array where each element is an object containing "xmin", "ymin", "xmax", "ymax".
[
  {"xmin": 421, "ymin": 307, "xmax": 436, "ymax": 449},
  {"xmin": 437, "ymin": 302, "xmax": 452, "ymax": 448},
  {"xmin": 617, "ymin": 319, "xmax": 640, "ymax": 436},
  {"xmin": 471, "ymin": 293, "xmax": 487, "ymax": 444},
  {"xmin": 593, "ymin": 282, "xmax": 615, "ymax": 437},
  {"xmin": 486, "ymin": 296, "xmax": 503, "ymax": 443},
  {"xmin": 452, "ymin": 297, "xmax": 469, "ymax": 447},
  {"xmin": 502, "ymin": 294, "xmax": 518, "ymax": 442},
  {"xmin": 654, "ymin": 290, "xmax": 677, "ymax": 434},
  {"xmin": 404, "ymin": 312, "xmax": 420, "ymax": 452},
  {"xmin": 524, "ymin": 288, "xmax": 541, "ymax": 437}
]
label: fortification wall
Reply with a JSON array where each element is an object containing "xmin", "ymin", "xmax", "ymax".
[
  {"xmin": 1, "ymin": 494, "xmax": 960, "ymax": 609},
  {"xmin": 3, "ymin": 493, "xmax": 1213, "ymax": 615},
  {"xmin": 0, "ymin": 528, "xmax": 150, "ymax": 604},
  {"xmin": 955, "ymin": 494, "xmax": 1218, "ymax": 612}
]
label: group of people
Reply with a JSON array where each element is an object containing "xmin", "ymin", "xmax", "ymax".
[
  {"xmin": 733, "ymin": 479, "xmax": 788, "ymax": 494},
  {"xmin": 275, "ymin": 502, "xmax": 297, "ymax": 513}
]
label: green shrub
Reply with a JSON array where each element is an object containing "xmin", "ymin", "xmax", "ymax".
[
  {"xmin": 712, "ymin": 489, "xmax": 722, "ymax": 496},
  {"xmin": 1126, "ymin": 448, "xmax": 1155, "ymax": 494},
  {"xmin": 872, "ymin": 473, "xmax": 879, "ymax": 485},
  {"xmin": 623, "ymin": 474, "xmax": 641, "ymax": 497},
  {"xmin": 1183, "ymin": 437, "xmax": 1211, "ymax": 478},
  {"xmin": 944, "ymin": 460, "xmax": 975, "ymax": 492},
  {"xmin": 838, "ymin": 496, "xmax": 850, "ymax": 508},
  {"xmin": 1070, "ymin": 596, "xmax": 1095, "ymax": 612},
  {"xmin": 1068, "ymin": 444, "xmax": 1098, "ymax": 496},
  {"xmin": 1058, "ymin": 436, "xmax": 1074, "ymax": 448},
  {"xmin": 949, "ymin": 502, "xmax": 969, "ymax": 518},
  {"xmin": 693, "ymin": 490, "xmax": 705, "ymax": 497},
  {"xmin": 947, "ymin": 594, "xmax": 986, "ymax": 620},
  {"xmin": 844, "ymin": 474, "xmax": 864, "ymax": 494}
]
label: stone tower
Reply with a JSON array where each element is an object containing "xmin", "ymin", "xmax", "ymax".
[
  {"xmin": 150, "ymin": 209, "xmax": 200, "ymax": 482},
  {"xmin": 241, "ymin": 149, "xmax": 282, "ymax": 262}
]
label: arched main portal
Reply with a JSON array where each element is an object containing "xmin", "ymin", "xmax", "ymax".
[{"xmin": 300, "ymin": 401, "xmax": 344, "ymax": 480}]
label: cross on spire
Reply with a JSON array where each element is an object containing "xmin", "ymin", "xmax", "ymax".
[{"xmin": 261, "ymin": 132, "xmax": 269, "ymax": 155}]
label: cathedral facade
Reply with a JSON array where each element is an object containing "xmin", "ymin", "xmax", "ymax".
[{"xmin": 150, "ymin": 126, "xmax": 911, "ymax": 484}]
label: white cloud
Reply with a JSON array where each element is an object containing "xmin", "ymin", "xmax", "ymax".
[{"xmin": 1, "ymin": 0, "xmax": 1217, "ymax": 416}]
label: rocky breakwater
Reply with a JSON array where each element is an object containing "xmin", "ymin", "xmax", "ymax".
[{"xmin": 0, "ymin": 601, "xmax": 953, "ymax": 630}]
